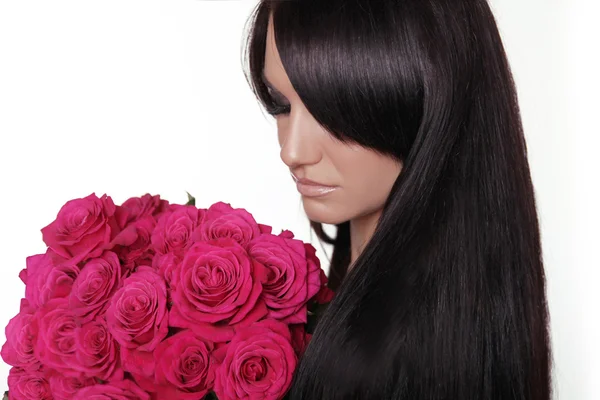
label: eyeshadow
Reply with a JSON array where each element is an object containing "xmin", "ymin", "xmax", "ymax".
[{"xmin": 261, "ymin": 71, "xmax": 288, "ymax": 103}]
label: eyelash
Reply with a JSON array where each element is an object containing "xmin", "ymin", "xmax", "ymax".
[
  {"xmin": 267, "ymin": 103, "xmax": 291, "ymax": 117},
  {"xmin": 265, "ymin": 91, "xmax": 291, "ymax": 116}
]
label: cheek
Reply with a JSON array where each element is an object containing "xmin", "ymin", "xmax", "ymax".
[
  {"xmin": 361, "ymin": 167, "xmax": 399, "ymax": 205},
  {"xmin": 335, "ymin": 158, "xmax": 401, "ymax": 215}
]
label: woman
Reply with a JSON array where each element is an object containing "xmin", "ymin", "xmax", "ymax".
[{"xmin": 243, "ymin": 0, "xmax": 553, "ymax": 399}]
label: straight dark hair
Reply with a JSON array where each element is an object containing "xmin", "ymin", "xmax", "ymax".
[{"xmin": 242, "ymin": 0, "xmax": 553, "ymax": 399}]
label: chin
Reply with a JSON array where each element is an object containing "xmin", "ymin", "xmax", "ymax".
[{"xmin": 302, "ymin": 198, "xmax": 348, "ymax": 225}]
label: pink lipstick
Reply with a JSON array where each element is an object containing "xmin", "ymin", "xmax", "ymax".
[{"xmin": 292, "ymin": 175, "xmax": 338, "ymax": 198}]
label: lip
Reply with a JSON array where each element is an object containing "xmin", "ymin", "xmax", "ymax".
[
  {"xmin": 296, "ymin": 181, "xmax": 338, "ymax": 197},
  {"xmin": 292, "ymin": 174, "xmax": 338, "ymax": 197}
]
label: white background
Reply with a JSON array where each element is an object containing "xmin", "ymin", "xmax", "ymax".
[{"xmin": 0, "ymin": 1, "xmax": 598, "ymax": 398}]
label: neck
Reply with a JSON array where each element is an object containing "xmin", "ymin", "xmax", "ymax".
[{"xmin": 349, "ymin": 209, "xmax": 382, "ymax": 271}]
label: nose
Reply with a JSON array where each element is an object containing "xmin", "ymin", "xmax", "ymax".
[{"xmin": 279, "ymin": 110, "xmax": 321, "ymax": 169}]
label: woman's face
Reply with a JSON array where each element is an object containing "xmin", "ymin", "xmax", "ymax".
[{"xmin": 263, "ymin": 14, "xmax": 402, "ymax": 225}]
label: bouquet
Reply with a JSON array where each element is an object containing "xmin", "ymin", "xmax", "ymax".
[{"xmin": 1, "ymin": 193, "xmax": 334, "ymax": 400}]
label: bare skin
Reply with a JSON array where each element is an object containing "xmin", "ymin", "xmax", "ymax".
[{"xmin": 263, "ymin": 14, "xmax": 402, "ymax": 270}]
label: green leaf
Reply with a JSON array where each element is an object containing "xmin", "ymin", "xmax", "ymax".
[
  {"xmin": 3, "ymin": 390, "xmax": 8, "ymax": 400},
  {"xmin": 185, "ymin": 192, "xmax": 196, "ymax": 206},
  {"xmin": 203, "ymin": 391, "xmax": 218, "ymax": 400}
]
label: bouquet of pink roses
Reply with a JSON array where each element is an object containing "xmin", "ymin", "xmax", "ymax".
[{"xmin": 1, "ymin": 193, "xmax": 334, "ymax": 400}]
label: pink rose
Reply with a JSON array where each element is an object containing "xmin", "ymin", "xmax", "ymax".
[
  {"xmin": 258, "ymin": 224, "xmax": 273, "ymax": 234},
  {"xmin": 69, "ymin": 251, "xmax": 122, "ymax": 324},
  {"xmin": 314, "ymin": 268, "xmax": 335, "ymax": 304},
  {"xmin": 33, "ymin": 298, "xmax": 79, "ymax": 376},
  {"xmin": 20, "ymin": 252, "xmax": 79, "ymax": 309},
  {"xmin": 73, "ymin": 318, "xmax": 121, "ymax": 381},
  {"xmin": 112, "ymin": 216, "xmax": 156, "ymax": 272},
  {"xmin": 72, "ymin": 379, "xmax": 150, "ymax": 400},
  {"xmin": 41, "ymin": 193, "xmax": 120, "ymax": 265},
  {"xmin": 114, "ymin": 193, "xmax": 169, "ymax": 230},
  {"xmin": 7, "ymin": 367, "xmax": 51, "ymax": 400},
  {"xmin": 152, "ymin": 252, "xmax": 180, "ymax": 288},
  {"xmin": 49, "ymin": 373, "xmax": 95, "ymax": 400},
  {"xmin": 246, "ymin": 233, "xmax": 321, "ymax": 324},
  {"xmin": 151, "ymin": 205, "xmax": 205, "ymax": 256},
  {"xmin": 213, "ymin": 320, "xmax": 297, "ymax": 400},
  {"xmin": 169, "ymin": 239, "xmax": 268, "ymax": 342},
  {"xmin": 117, "ymin": 347, "xmax": 154, "ymax": 388},
  {"xmin": 107, "ymin": 266, "xmax": 168, "ymax": 350},
  {"xmin": 154, "ymin": 330, "xmax": 216, "ymax": 399},
  {"xmin": 1, "ymin": 299, "xmax": 41, "ymax": 372},
  {"xmin": 289, "ymin": 324, "xmax": 312, "ymax": 358},
  {"xmin": 106, "ymin": 266, "xmax": 168, "ymax": 379},
  {"xmin": 194, "ymin": 202, "xmax": 261, "ymax": 247}
]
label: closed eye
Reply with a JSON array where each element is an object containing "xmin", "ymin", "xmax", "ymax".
[
  {"xmin": 261, "ymin": 72, "xmax": 291, "ymax": 117},
  {"xmin": 265, "ymin": 88, "xmax": 291, "ymax": 116},
  {"xmin": 267, "ymin": 101, "xmax": 291, "ymax": 117}
]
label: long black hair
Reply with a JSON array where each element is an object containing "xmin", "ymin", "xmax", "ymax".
[{"xmin": 242, "ymin": 0, "xmax": 553, "ymax": 399}]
